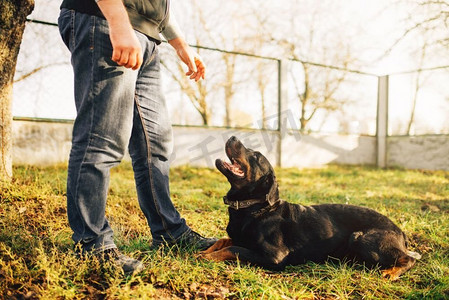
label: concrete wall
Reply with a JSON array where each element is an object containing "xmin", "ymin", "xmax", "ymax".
[
  {"xmin": 12, "ymin": 120, "xmax": 449, "ymax": 170},
  {"xmin": 387, "ymin": 135, "xmax": 449, "ymax": 170},
  {"xmin": 13, "ymin": 120, "xmax": 73, "ymax": 166},
  {"xmin": 281, "ymin": 133, "xmax": 376, "ymax": 168}
]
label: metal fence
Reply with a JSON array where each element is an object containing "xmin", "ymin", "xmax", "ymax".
[
  {"xmin": 13, "ymin": 19, "xmax": 449, "ymax": 139},
  {"xmin": 388, "ymin": 67, "xmax": 449, "ymax": 135}
]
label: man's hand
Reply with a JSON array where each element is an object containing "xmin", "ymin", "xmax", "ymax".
[
  {"xmin": 108, "ymin": 21, "xmax": 143, "ymax": 70},
  {"xmin": 169, "ymin": 37, "xmax": 205, "ymax": 81},
  {"xmin": 96, "ymin": 0, "xmax": 143, "ymax": 70}
]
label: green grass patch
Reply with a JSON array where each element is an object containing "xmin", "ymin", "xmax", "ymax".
[{"xmin": 1, "ymin": 163, "xmax": 448, "ymax": 299}]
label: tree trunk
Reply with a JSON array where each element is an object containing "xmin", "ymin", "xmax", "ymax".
[
  {"xmin": 407, "ymin": 44, "xmax": 427, "ymax": 135},
  {"xmin": 223, "ymin": 53, "xmax": 235, "ymax": 127},
  {"xmin": 256, "ymin": 62, "xmax": 267, "ymax": 129},
  {"xmin": 0, "ymin": 0, "xmax": 34, "ymax": 181},
  {"xmin": 299, "ymin": 64, "xmax": 310, "ymax": 132}
]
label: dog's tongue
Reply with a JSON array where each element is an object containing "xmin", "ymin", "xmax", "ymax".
[
  {"xmin": 229, "ymin": 162, "xmax": 244, "ymax": 176},
  {"xmin": 222, "ymin": 160, "xmax": 244, "ymax": 177}
]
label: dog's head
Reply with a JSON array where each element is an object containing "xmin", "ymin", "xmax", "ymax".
[{"xmin": 216, "ymin": 136, "xmax": 278, "ymax": 203}]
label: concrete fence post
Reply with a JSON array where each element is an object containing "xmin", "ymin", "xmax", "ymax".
[
  {"xmin": 277, "ymin": 59, "xmax": 289, "ymax": 168},
  {"xmin": 376, "ymin": 75, "xmax": 389, "ymax": 168}
]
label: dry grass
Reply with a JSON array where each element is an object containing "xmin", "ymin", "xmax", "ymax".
[{"xmin": 1, "ymin": 163, "xmax": 448, "ymax": 299}]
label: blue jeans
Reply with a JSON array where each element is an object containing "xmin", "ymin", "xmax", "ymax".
[{"xmin": 58, "ymin": 9, "xmax": 189, "ymax": 252}]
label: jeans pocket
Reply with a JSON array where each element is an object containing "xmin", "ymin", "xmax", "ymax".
[{"xmin": 58, "ymin": 8, "xmax": 74, "ymax": 51}]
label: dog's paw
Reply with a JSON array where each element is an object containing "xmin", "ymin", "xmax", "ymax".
[
  {"xmin": 195, "ymin": 252, "xmax": 216, "ymax": 261},
  {"xmin": 381, "ymin": 267, "xmax": 401, "ymax": 281},
  {"xmin": 195, "ymin": 250, "xmax": 219, "ymax": 260},
  {"xmin": 197, "ymin": 250, "xmax": 237, "ymax": 262}
]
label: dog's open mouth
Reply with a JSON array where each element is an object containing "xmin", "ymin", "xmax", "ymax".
[{"xmin": 217, "ymin": 158, "xmax": 245, "ymax": 178}]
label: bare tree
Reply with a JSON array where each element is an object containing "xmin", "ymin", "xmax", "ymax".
[
  {"xmin": 383, "ymin": 1, "xmax": 449, "ymax": 59},
  {"xmin": 290, "ymin": 60, "xmax": 351, "ymax": 132},
  {"xmin": 259, "ymin": 1, "xmax": 357, "ymax": 132},
  {"xmin": 161, "ymin": 57, "xmax": 211, "ymax": 124},
  {"xmin": 192, "ymin": 0, "xmax": 239, "ymax": 127},
  {"xmin": 256, "ymin": 61, "xmax": 269, "ymax": 128},
  {"xmin": 0, "ymin": 0, "xmax": 34, "ymax": 180},
  {"xmin": 381, "ymin": 1, "xmax": 449, "ymax": 134},
  {"xmin": 162, "ymin": 0, "xmax": 254, "ymax": 127},
  {"xmin": 14, "ymin": 62, "xmax": 67, "ymax": 83},
  {"xmin": 406, "ymin": 41, "xmax": 430, "ymax": 135},
  {"xmin": 167, "ymin": 0, "xmax": 361, "ymax": 131}
]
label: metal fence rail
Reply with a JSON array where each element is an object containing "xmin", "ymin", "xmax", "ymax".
[{"xmin": 13, "ymin": 19, "xmax": 449, "ymax": 165}]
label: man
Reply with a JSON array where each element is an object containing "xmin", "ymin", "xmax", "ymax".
[{"xmin": 58, "ymin": 0, "xmax": 216, "ymax": 274}]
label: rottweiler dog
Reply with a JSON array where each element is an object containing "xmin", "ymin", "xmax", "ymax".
[{"xmin": 199, "ymin": 136, "xmax": 421, "ymax": 280}]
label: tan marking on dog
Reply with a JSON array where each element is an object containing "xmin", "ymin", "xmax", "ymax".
[{"xmin": 200, "ymin": 238, "xmax": 233, "ymax": 254}]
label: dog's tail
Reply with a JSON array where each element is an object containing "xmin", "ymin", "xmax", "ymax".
[
  {"xmin": 403, "ymin": 232, "xmax": 421, "ymax": 260},
  {"xmin": 407, "ymin": 250, "xmax": 422, "ymax": 260}
]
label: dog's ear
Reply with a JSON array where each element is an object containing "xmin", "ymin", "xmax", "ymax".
[{"xmin": 265, "ymin": 174, "xmax": 279, "ymax": 205}]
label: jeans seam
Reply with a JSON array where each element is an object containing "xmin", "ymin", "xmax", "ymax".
[
  {"xmin": 134, "ymin": 96, "xmax": 175, "ymax": 241},
  {"xmin": 69, "ymin": 10, "xmax": 75, "ymax": 51}
]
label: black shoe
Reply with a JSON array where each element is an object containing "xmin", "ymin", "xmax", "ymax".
[
  {"xmin": 151, "ymin": 230, "xmax": 218, "ymax": 251},
  {"xmin": 96, "ymin": 248, "xmax": 144, "ymax": 275}
]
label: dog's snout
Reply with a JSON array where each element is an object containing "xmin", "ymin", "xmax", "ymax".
[{"xmin": 226, "ymin": 136, "xmax": 239, "ymax": 147}]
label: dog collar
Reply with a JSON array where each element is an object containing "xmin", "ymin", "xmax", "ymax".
[{"xmin": 223, "ymin": 195, "xmax": 269, "ymax": 210}]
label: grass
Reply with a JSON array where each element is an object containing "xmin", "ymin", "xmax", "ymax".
[{"xmin": 1, "ymin": 162, "xmax": 448, "ymax": 299}]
